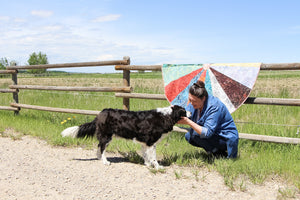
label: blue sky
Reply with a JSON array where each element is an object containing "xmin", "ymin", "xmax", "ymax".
[{"xmin": 0, "ymin": 0, "xmax": 299, "ymax": 73}]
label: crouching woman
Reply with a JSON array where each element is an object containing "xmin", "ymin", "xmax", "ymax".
[{"xmin": 177, "ymin": 80, "xmax": 239, "ymax": 158}]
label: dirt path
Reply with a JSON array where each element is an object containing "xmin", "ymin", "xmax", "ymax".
[{"xmin": 0, "ymin": 136, "xmax": 296, "ymax": 200}]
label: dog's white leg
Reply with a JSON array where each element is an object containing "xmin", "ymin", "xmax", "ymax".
[
  {"xmin": 147, "ymin": 134, "xmax": 170, "ymax": 170},
  {"xmin": 141, "ymin": 144, "xmax": 151, "ymax": 167},
  {"xmin": 149, "ymin": 144, "xmax": 163, "ymax": 170},
  {"xmin": 101, "ymin": 149, "xmax": 110, "ymax": 165},
  {"xmin": 97, "ymin": 143, "xmax": 110, "ymax": 165},
  {"xmin": 142, "ymin": 144, "xmax": 163, "ymax": 170}
]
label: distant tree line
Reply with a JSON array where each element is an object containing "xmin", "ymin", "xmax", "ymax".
[{"xmin": 0, "ymin": 51, "xmax": 48, "ymax": 74}]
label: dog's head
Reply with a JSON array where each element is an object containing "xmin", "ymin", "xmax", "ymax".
[{"xmin": 171, "ymin": 105, "xmax": 191, "ymax": 122}]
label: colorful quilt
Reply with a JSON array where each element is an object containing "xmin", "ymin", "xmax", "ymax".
[{"xmin": 162, "ymin": 63, "xmax": 261, "ymax": 113}]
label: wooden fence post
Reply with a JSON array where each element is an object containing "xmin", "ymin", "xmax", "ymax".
[
  {"xmin": 122, "ymin": 56, "xmax": 131, "ymax": 110},
  {"xmin": 11, "ymin": 63, "xmax": 19, "ymax": 115}
]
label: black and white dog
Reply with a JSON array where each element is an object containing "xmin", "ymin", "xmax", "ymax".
[{"xmin": 61, "ymin": 105, "xmax": 190, "ymax": 169}]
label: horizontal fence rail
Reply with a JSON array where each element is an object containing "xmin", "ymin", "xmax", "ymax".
[
  {"xmin": 172, "ymin": 127, "xmax": 300, "ymax": 145},
  {"xmin": 7, "ymin": 56, "xmax": 130, "ymax": 70},
  {"xmin": 115, "ymin": 93, "xmax": 166, "ymax": 100},
  {"xmin": 0, "ymin": 89, "xmax": 18, "ymax": 93},
  {"xmin": 10, "ymin": 103, "xmax": 100, "ymax": 115},
  {"xmin": 237, "ymin": 133, "xmax": 300, "ymax": 144},
  {"xmin": 0, "ymin": 105, "xmax": 19, "ymax": 111},
  {"xmin": 244, "ymin": 97, "xmax": 300, "ymax": 106},
  {"xmin": 260, "ymin": 63, "xmax": 300, "ymax": 70},
  {"xmin": 115, "ymin": 65, "xmax": 162, "ymax": 71},
  {"xmin": 0, "ymin": 70, "xmax": 18, "ymax": 74},
  {"xmin": 9, "ymin": 85, "xmax": 132, "ymax": 93},
  {"xmin": 115, "ymin": 63, "xmax": 300, "ymax": 71}
]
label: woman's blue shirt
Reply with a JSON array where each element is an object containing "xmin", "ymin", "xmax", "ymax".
[{"xmin": 186, "ymin": 95, "xmax": 239, "ymax": 158}]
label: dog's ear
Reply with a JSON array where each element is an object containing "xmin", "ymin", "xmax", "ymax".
[
  {"xmin": 171, "ymin": 105, "xmax": 181, "ymax": 110},
  {"xmin": 171, "ymin": 105, "xmax": 187, "ymax": 121}
]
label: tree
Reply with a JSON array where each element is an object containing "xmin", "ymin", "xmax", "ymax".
[
  {"xmin": 27, "ymin": 52, "xmax": 48, "ymax": 74},
  {"xmin": 0, "ymin": 57, "xmax": 17, "ymax": 70},
  {"xmin": 0, "ymin": 57, "xmax": 17, "ymax": 77},
  {"xmin": 0, "ymin": 57, "xmax": 9, "ymax": 70}
]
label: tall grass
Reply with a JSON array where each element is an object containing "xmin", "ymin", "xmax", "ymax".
[{"xmin": 0, "ymin": 71, "xmax": 299, "ymax": 192}]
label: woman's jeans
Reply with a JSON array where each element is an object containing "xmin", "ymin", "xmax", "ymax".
[{"xmin": 185, "ymin": 131, "xmax": 227, "ymax": 154}]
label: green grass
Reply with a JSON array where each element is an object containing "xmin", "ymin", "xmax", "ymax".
[{"xmin": 0, "ymin": 70, "xmax": 299, "ymax": 192}]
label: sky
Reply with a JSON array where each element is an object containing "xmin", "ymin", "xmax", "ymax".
[{"xmin": 0, "ymin": 0, "xmax": 300, "ymax": 73}]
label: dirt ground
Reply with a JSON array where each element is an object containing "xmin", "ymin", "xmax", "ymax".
[{"xmin": 0, "ymin": 135, "xmax": 298, "ymax": 200}]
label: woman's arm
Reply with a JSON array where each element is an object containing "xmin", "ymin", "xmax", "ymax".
[{"xmin": 177, "ymin": 117, "xmax": 203, "ymax": 135}]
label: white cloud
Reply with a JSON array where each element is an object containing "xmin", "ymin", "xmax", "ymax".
[
  {"xmin": 93, "ymin": 14, "xmax": 121, "ymax": 22},
  {"xmin": 14, "ymin": 18, "xmax": 26, "ymax": 23},
  {"xmin": 0, "ymin": 16, "xmax": 25, "ymax": 24},
  {"xmin": 0, "ymin": 16, "xmax": 10, "ymax": 21},
  {"xmin": 42, "ymin": 25, "xmax": 63, "ymax": 32},
  {"xmin": 31, "ymin": 10, "xmax": 53, "ymax": 18}
]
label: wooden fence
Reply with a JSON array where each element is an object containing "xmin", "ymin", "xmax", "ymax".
[
  {"xmin": 1, "ymin": 56, "xmax": 131, "ymax": 114},
  {"xmin": 0, "ymin": 57, "xmax": 299, "ymax": 144}
]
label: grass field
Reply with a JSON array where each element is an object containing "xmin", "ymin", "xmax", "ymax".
[{"xmin": 0, "ymin": 70, "xmax": 299, "ymax": 194}]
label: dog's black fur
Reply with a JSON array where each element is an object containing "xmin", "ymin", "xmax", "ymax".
[{"xmin": 61, "ymin": 105, "xmax": 188, "ymax": 169}]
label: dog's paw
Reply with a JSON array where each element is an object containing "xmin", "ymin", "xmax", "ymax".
[
  {"xmin": 102, "ymin": 160, "xmax": 111, "ymax": 166},
  {"xmin": 144, "ymin": 161, "xmax": 151, "ymax": 168},
  {"xmin": 154, "ymin": 164, "xmax": 164, "ymax": 170},
  {"xmin": 151, "ymin": 160, "xmax": 164, "ymax": 170},
  {"xmin": 144, "ymin": 161, "xmax": 164, "ymax": 170}
]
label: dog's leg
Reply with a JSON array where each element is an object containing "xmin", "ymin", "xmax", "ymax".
[
  {"xmin": 101, "ymin": 148, "xmax": 110, "ymax": 165},
  {"xmin": 148, "ymin": 144, "xmax": 163, "ymax": 170},
  {"xmin": 97, "ymin": 146, "xmax": 102, "ymax": 160},
  {"xmin": 141, "ymin": 143, "xmax": 151, "ymax": 167},
  {"xmin": 143, "ymin": 134, "xmax": 170, "ymax": 169},
  {"xmin": 141, "ymin": 144, "xmax": 163, "ymax": 170},
  {"xmin": 97, "ymin": 136, "xmax": 112, "ymax": 166}
]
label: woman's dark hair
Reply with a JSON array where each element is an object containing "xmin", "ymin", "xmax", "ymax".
[{"xmin": 189, "ymin": 80, "xmax": 208, "ymax": 99}]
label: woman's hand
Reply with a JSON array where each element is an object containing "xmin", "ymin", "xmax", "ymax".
[
  {"xmin": 177, "ymin": 116, "xmax": 203, "ymax": 135},
  {"xmin": 177, "ymin": 117, "xmax": 191, "ymax": 125}
]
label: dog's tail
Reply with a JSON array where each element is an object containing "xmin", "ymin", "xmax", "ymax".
[{"xmin": 61, "ymin": 118, "xmax": 97, "ymax": 138}]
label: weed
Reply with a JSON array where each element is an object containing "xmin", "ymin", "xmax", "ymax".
[
  {"xmin": 174, "ymin": 170, "xmax": 183, "ymax": 179},
  {"xmin": 277, "ymin": 187, "xmax": 299, "ymax": 199},
  {"xmin": 192, "ymin": 170, "xmax": 200, "ymax": 182},
  {"xmin": 239, "ymin": 180, "xmax": 247, "ymax": 192},
  {"xmin": 149, "ymin": 168, "xmax": 166, "ymax": 174},
  {"xmin": 118, "ymin": 150, "xmax": 144, "ymax": 164}
]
